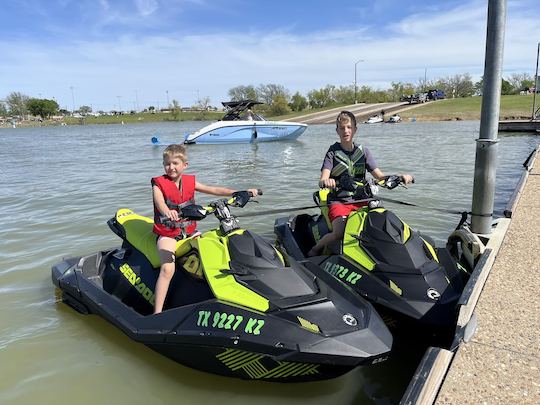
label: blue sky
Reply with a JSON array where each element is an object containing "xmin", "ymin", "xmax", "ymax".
[{"xmin": 1, "ymin": 0, "xmax": 539, "ymax": 111}]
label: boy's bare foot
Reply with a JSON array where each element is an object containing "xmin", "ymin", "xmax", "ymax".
[{"xmin": 307, "ymin": 248, "xmax": 317, "ymax": 257}]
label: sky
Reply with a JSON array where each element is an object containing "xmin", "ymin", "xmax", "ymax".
[{"xmin": 1, "ymin": 0, "xmax": 539, "ymax": 111}]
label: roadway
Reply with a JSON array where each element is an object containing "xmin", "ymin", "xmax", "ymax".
[{"xmin": 283, "ymin": 102, "xmax": 411, "ymax": 125}]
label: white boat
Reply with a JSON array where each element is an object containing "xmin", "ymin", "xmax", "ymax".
[
  {"xmin": 184, "ymin": 100, "xmax": 307, "ymax": 144},
  {"xmin": 386, "ymin": 114, "xmax": 402, "ymax": 123},
  {"xmin": 365, "ymin": 114, "xmax": 384, "ymax": 124}
]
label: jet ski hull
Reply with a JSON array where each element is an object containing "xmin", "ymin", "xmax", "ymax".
[{"xmin": 274, "ymin": 208, "xmax": 470, "ymax": 346}]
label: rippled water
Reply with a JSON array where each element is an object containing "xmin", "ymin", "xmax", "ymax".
[{"xmin": 0, "ymin": 121, "xmax": 537, "ymax": 404}]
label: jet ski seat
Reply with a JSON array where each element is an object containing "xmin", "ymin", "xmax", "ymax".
[{"xmin": 110, "ymin": 208, "xmax": 193, "ymax": 268}]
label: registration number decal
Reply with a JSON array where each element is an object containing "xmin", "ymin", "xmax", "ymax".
[{"xmin": 197, "ymin": 310, "xmax": 265, "ymax": 335}]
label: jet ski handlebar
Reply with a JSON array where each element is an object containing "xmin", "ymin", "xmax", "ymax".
[
  {"xmin": 377, "ymin": 175, "xmax": 415, "ymax": 190},
  {"xmin": 159, "ymin": 189, "xmax": 262, "ymax": 234},
  {"xmin": 333, "ymin": 174, "xmax": 413, "ymax": 192}
]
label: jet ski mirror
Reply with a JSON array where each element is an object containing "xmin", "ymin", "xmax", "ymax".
[
  {"xmin": 179, "ymin": 204, "xmax": 208, "ymax": 220},
  {"xmin": 232, "ymin": 191, "xmax": 251, "ymax": 207}
]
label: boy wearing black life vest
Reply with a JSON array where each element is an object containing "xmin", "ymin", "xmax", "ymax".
[
  {"xmin": 152, "ymin": 144, "xmax": 258, "ymax": 314},
  {"xmin": 307, "ymin": 111, "xmax": 413, "ymax": 257}
]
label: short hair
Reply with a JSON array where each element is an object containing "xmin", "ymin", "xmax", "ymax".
[
  {"xmin": 163, "ymin": 144, "xmax": 187, "ymax": 162},
  {"xmin": 336, "ymin": 110, "xmax": 357, "ymax": 128}
]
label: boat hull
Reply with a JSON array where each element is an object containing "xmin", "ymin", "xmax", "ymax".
[{"xmin": 185, "ymin": 122, "xmax": 307, "ymax": 144}]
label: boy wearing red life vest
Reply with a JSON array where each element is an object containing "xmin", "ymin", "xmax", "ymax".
[{"xmin": 152, "ymin": 144, "xmax": 258, "ymax": 314}]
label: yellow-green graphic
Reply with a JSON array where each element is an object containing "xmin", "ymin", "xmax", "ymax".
[
  {"xmin": 119, "ymin": 263, "xmax": 155, "ymax": 305},
  {"xmin": 216, "ymin": 348, "xmax": 320, "ymax": 379}
]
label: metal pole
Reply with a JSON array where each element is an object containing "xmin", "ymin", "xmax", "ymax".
[
  {"xmin": 354, "ymin": 59, "xmax": 364, "ymax": 104},
  {"xmin": 471, "ymin": 0, "xmax": 507, "ymax": 234},
  {"xmin": 70, "ymin": 86, "xmax": 75, "ymax": 113},
  {"xmin": 532, "ymin": 42, "xmax": 539, "ymax": 120}
]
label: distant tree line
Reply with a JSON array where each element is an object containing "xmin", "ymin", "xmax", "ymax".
[
  {"xmin": 1, "ymin": 72, "xmax": 536, "ymax": 119},
  {"xmin": 228, "ymin": 72, "xmax": 537, "ymax": 115}
]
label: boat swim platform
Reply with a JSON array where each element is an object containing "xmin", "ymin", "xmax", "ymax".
[{"xmin": 401, "ymin": 145, "xmax": 540, "ymax": 405}]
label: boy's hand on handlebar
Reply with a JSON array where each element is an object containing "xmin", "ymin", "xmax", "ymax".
[
  {"xmin": 164, "ymin": 209, "xmax": 179, "ymax": 221},
  {"xmin": 400, "ymin": 174, "xmax": 414, "ymax": 184},
  {"xmin": 319, "ymin": 178, "xmax": 336, "ymax": 189},
  {"xmin": 246, "ymin": 188, "xmax": 260, "ymax": 197}
]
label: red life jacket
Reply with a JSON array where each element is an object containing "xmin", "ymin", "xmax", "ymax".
[{"xmin": 152, "ymin": 174, "xmax": 196, "ymax": 238}]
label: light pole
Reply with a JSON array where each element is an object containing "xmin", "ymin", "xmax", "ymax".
[
  {"xmin": 532, "ymin": 42, "xmax": 539, "ymax": 120},
  {"xmin": 117, "ymin": 96, "xmax": 122, "ymax": 112},
  {"xmin": 70, "ymin": 86, "xmax": 75, "ymax": 113},
  {"xmin": 354, "ymin": 59, "xmax": 365, "ymax": 104},
  {"xmin": 166, "ymin": 90, "xmax": 170, "ymax": 108},
  {"xmin": 135, "ymin": 89, "xmax": 139, "ymax": 112}
]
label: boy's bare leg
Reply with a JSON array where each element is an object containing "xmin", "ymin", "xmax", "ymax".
[
  {"xmin": 154, "ymin": 236, "xmax": 177, "ymax": 314},
  {"xmin": 307, "ymin": 217, "xmax": 346, "ymax": 257}
]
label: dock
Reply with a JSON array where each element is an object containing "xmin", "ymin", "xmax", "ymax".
[
  {"xmin": 401, "ymin": 146, "xmax": 540, "ymax": 404},
  {"xmin": 401, "ymin": 147, "xmax": 540, "ymax": 405},
  {"xmin": 498, "ymin": 119, "xmax": 540, "ymax": 132}
]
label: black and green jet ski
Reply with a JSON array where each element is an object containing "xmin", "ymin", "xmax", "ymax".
[
  {"xmin": 274, "ymin": 177, "xmax": 480, "ymax": 346},
  {"xmin": 52, "ymin": 191, "xmax": 392, "ymax": 382}
]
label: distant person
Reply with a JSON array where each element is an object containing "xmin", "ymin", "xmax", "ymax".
[
  {"xmin": 245, "ymin": 109, "xmax": 254, "ymax": 121},
  {"xmin": 307, "ymin": 111, "xmax": 413, "ymax": 257},
  {"xmin": 151, "ymin": 144, "xmax": 259, "ymax": 314}
]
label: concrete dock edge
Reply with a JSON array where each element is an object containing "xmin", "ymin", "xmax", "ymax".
[{"xmin": 400, "ymin": 145, "xmax": 540, "ymax": 405}]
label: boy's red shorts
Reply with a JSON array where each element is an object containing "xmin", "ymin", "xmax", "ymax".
[{"xmin": 328, "ymin": 202, "xmax": 367, "ymax": 223}]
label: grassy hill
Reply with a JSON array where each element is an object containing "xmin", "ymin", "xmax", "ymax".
[{"xmin": 399, "ymin": 94, "xmax": 537, "ymax": 121}]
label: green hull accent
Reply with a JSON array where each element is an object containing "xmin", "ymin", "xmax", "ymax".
[{"xmin": 217, "ymin": 348, "xmax": 320, "ymax": 379}]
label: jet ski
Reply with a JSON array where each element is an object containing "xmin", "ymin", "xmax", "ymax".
[
  {"xmin": 364, "ymin": 115, "xmax": 384, "ymax": 124},
  {"xmin": 386, "ymin": 114, "xmax": 401, "ymax": 123},
  {"xmin": 52, "ymin": 191, "xmax": 392, "ymax": 382},
  {"xmin": 274, "ymin": 177, "xmax": 480, "ymax": 346}
]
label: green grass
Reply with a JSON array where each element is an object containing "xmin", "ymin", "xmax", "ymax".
[
  {"xmin": 62, "ymin": 111, "xmax": 223, "ymax": 125},
  {"xmin": 400, "ymin": 95, "xmax": 536, "ymax": 121}
]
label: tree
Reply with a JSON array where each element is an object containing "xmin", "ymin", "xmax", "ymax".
[
  {"xmin": 439, "ymin": 73, "xmax": 474, "ymax": 98},
  {"xmin": 289, "ymin": 92, "xmax": 308, "ymax": 111},
  {"xmin": 171, "ymin": 99, "xmax": 181, "ymax": 120},
  {"xmin": 228, "ymin": 85, "xmax": 257, "ymax": 101},
  {"xmin": 79, "ymin": 105, "xmax": 92, "ymax": 115},
  {"xmin": 333, "ymin": 85, "xmax": 354, "ymax": 104},
  {"xmin": 268, "ymin": 94, "xmax": 291, "ymax": 116},
  {"xmin": 387, "ymin": 81, "xmax": 415, "ymax": 101},
  {"xmin": 6, "ymin": 92, "xmax": 29, "ymax": 117},
  {"xmin": 0, "ymin": 101, "xmax": 7, "ymax": 117},
  {"xmin": 196, "ymin": 96, "xmax": 211, "ymax": 110},
  {"xmin": 257, "ymin": 84, "xmax": 290, "ymax": 105},
  {"xmin": 307, "ymin": 85, "xmax": 336, "ymax": 108},
  {"xmin": 26, "ymin": 98, "xmax": 59, "ymax": 119},
  {"xmin": 507, "ymin": 73, "xmax": 533, "ymax": 93},
  {"xmin": 500, "ymin": 78, "xmax": 513, "ymax": 95}
]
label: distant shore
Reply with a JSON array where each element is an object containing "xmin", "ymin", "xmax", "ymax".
[{"xmin": 1, "ymin": 95, "xmax": 536, "ymax": 129}]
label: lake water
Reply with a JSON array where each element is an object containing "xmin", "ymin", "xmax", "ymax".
[{"xmin": 0, "ymin": 120, "xmax": 538, "ymax": 404}]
